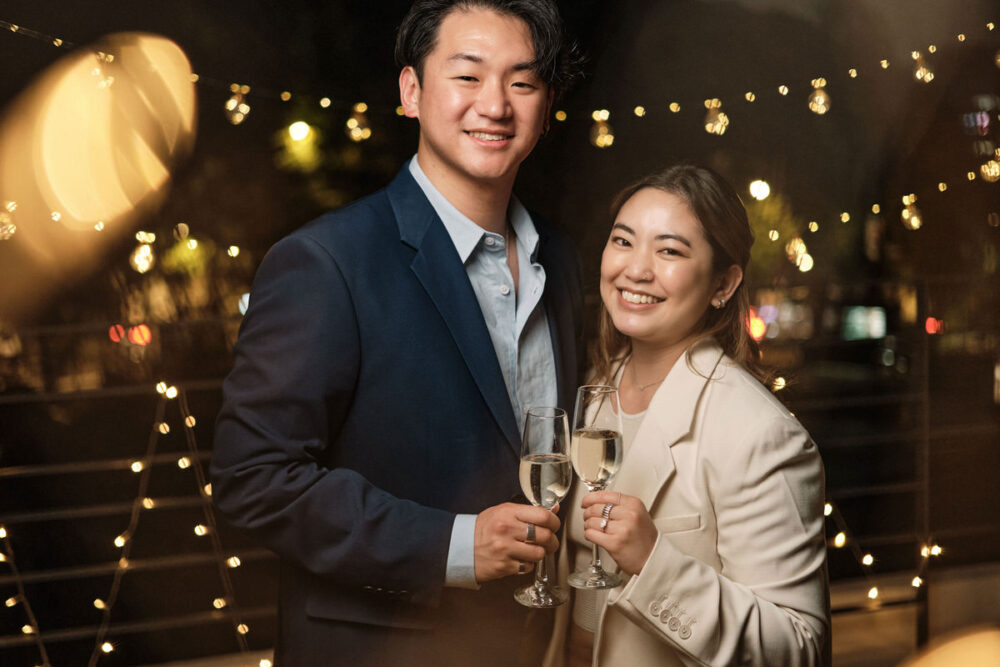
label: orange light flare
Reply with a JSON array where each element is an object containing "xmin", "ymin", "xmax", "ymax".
[
  {"xmin": 748, "ymin": 307, "xmax": 767, "ymax": 342},
  {"xmin": 925, "ymin": 317, "xmax": 944, "ymax": 335},
  {"xmin": 0, "ymin": 33, "xmax": 197, "ymax": 325}
]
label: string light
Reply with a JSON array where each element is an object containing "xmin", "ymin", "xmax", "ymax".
[
  {"xmin": 862, "ymin": 553, "xmax": 874, "ymax": 566},
  {"xmin": 749, "ymin": 179, "xmax": 771, "ymax": 200},
  {"xmin": 554, "ymin": 110, "xmax": 567, "ymax": 121},
  {"xmin": 633, "ymin": 105, "xmax": 646, "ymax": 117},
  {"xmin": 912, "ymin": 52, "xmax": 935, "ymax": 83},
  {"xmin": 224, "ymin": 84, "xmax": 251, "ymax": 125},
  {"xmin": 745, "ymin": 91, "xmax": 756, "ymax": 102},
  {"xmin": 227, "ymin": 245, "xmax": 241, "ymax": 258},
  {"xmin": 808, "ymin": 78, "xmax": 830, "ymax": 114},
  {"xmin": 703, "ymin": 98, "xmax": 729, "ymax": 135},
  {"xmin": 980, "ymin": 159, "xmax": 1000, "ymax": 182},
  {"xmin": 590, "ymin": 109, "xmax": 614, "ymax": 148},
  {"xmin": 346, "ymin": 102, "xmax": 372, "ymax": 142},
  {"xmin": 101, "ymin": 642, "xmax": 114, "ymax": 653},
  {"xmin": 867, "ymin": 586, "xmax": 879, "ymax": 600},
  {"xmin": 834, "ymin": 531, "xmax": 847, "ymax": 548},
  {"xmin": 177, "ymin": 456, "xmax": 191, "ymax": 469}
]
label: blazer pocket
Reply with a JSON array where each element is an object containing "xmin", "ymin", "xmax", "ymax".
[{"xmin": 654, "ymin": 513, "xmax": 701, "ymax": 533}]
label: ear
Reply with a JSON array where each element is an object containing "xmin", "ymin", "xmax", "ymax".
[
  {"xmin": 543, "ymin": 87, "xmax": 554, "ymax": 133},
  {"xmin": 713, "ymin": 264, "xmax": 743, "ymax": 307},
  {"xmin": 399, "ymin": 66, "xmax": 421, "ymax": 119}
]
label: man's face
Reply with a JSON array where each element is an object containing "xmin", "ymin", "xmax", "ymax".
[{"xmin": 399, "ymin": 8, "xmax": 552, "ymax": 193}]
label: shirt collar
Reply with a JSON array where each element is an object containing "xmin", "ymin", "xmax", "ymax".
[{"xmin": 408, "ymin": 155, "xmax": 539, "ymax": 263}]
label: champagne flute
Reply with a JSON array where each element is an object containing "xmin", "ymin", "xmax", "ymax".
[
  {"xmin": 514, "ymin": 406, "xmax": 572, "ymax": 608},
  {"xmin": 568, "ymin": 385, "xmax": 624, "ymax": 589}
]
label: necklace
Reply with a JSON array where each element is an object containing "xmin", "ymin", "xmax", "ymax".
[{"xmin": 631, "ymin": 360, "xmax": 667, "ymax": 391}]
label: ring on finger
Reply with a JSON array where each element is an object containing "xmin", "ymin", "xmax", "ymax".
[
  {"xmin": 517, "ymin": 561, "xmax": 527, "ymax": 575},
  {"xmin": 602, "ymin": 503, "xmax": 614, "ymax": 520},
  {"xmin": 525, "ymin": 523, "xmax": 536, "ymax": 544},
  {"xmin": 599, "ymin": 517, "xmax": 609, "ymax": 532}
]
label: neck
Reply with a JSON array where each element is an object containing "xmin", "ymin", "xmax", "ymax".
[
  {"xmin": 628, "ymin": 336, "xmax": 697, "ymax": 387},
  {"xmin": 415, "ymin": 151, "xmax": 514, "ymax": 234}
]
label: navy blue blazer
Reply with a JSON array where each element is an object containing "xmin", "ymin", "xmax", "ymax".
[{"xmin": 211, "ymin": 167, "xmax": 583, "ymax": 665}]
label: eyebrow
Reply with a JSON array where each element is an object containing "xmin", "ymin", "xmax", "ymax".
[
  {"xmin": 447, "ymin": 53, "xmax": 538, "ymax": 74},
  {"xmin": 612, "ymin": 222, "xmax": 692, "ymax": 247}
]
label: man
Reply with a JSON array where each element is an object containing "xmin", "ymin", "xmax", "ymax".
[{"xmin": 211, "ymin": 1, "xmax": 583, "ymax": 664}]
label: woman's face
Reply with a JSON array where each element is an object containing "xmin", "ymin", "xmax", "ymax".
[{"xmin": 600, "ymin": 187, "xmax": 724, "ymax": 351}]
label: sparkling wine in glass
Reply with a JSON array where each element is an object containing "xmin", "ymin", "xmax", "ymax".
[
  {"xmin": 568, "ymin": 385, "xmax": 624, "ymax": 589},
  {"xmin": 514, "ymin": 406, "xmax": 572, "ymax": 608}
]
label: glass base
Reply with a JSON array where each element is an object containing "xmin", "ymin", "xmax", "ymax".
[
  {"xmin": 568, "ymin": 565, "xmax": 623, "ymax": 590},
  {"xmin": 514, "ymin": 582, "xmax": 569, "ymax": 608}
]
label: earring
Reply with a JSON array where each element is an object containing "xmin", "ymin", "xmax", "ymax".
[{"xmin": 714, "ymin": 297, "xmax": 726, "ymax": 309}]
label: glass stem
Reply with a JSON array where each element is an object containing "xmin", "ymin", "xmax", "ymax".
[{"xmin": 588, "ymin": 484, "xmax": 603, "ymax": 570}]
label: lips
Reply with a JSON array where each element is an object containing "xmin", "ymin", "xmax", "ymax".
[{"xmin": 620, "ymin": 289, "xmax": 664, "ymax": 305}]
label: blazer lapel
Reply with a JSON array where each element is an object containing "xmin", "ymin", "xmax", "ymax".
[
  {"xmin": 611, "ymin": 340, "xmax": 725, "ymax": 510},
  {"xmin": 387, "ymin": 169, "xmax": 521, "ymax": 454}
]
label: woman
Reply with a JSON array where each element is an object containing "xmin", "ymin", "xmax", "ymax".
[{"xmin": 547, "ymin": 165, "xmax": 830, "ymax": 666}]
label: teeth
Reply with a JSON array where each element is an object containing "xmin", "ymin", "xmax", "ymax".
[
  {"xmin": 468, "ymin": 131, "xmax": 507, "ymax": 141},
  {"xmin": 621, "ymin": 289, "xmax": 663, "ymax": 305}
]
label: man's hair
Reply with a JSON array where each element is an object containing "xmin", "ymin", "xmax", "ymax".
[{"xmin": 395, "ymin": 0, "xmax": 582, "ymax": 97}]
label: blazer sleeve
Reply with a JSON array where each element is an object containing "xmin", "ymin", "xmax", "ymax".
[
  {"xmin": 607, "ymin": 416, "xmax": 829, "ymax": 666},
  {"xmin": 210, "ymin": 233, "xmax": 455, "ymax": 607}
]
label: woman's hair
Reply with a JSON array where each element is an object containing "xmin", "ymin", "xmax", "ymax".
[{"xmin": 591, "ymin": 164, "xmax": 771, "ymax": 385}]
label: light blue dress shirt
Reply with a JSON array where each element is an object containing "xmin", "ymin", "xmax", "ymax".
[{"xmin": 408, "ymin": 157, "xmax": 557, "ymax": 588}]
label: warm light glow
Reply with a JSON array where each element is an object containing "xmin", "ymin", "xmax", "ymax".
[
  {"xmin": 130, "ymin": 243, "xmax": 155, "ymax": 273},
  {"xmin": 590, "ymin": 111, "xmax": 614, "ymax": 148},
  {"xmin": 848, "ymin": 68, "xmax": 858, "ymax": 78},
  {"xmin": 745, "ymin": 91, "xmax": 756, "ymax": 102},
  {"xmin": 968, "ymin": 171, "xmax": 977, "ymax": 181},
  {"xmin": 880, "ymin": 59, "xmax": 890, "ymax": 69},
  {"xmin": 319, "ymin": 97, "xmax": 331, "ymax": 108},
  {"xmin": 912, "ymin": 576, "xmax": 923, "ymax": 588},
  {"xmin": 749, "ymin": 180, "xmax": 771, "ymax": 200},
  {"xmin": 980, "ymin": 160, "xmax": 1000, "ymax": 182},
  {"xmin": 128, "ymin": 324, "xmax": 152, "ymax": 346},
  {"xmin": 194, "ymin": 524, "xmax": 208, "ymax": 536},
  {"xmin": 395, "ymin": 105, "xmax": 405, "ymax": 116},
  {"xmin": 22, "ymin": 625, "xmax": 34, "ymax": 635},
  {"xmin": 840, "ymin": 212, "xmax": 850, "ymax": 223},
  {"xmin": 203, "ymin": 483, "xmax": 212, "ymax": 496},
  {"xmin": 867, "ymin": 587, "xmax": 879, "ymax": 600},
  {"xmin": 101, "ymin": 642, "xmax": 114, "ymax": 653},
  {"xmin": 808, "ymin": 82, "xmax": 830, "ymax": 114},
  {"xmin": 901, "ymin": 204, "xmax": 923, "ymax": 230},
  {"xmin": 0, "ymin": 553, "xmax": 6, "ymax": 562},
  {"xmin": 669, "ymin": 102, "xmax": 680, "ymax": 113},
  {"xmin": 260, "ymin": 660, "xmax": 273, "ymax": 667},
  {"xmin": 872, "ymin": 204, "xmax": 881, "ymax": 214},
  {"xmin": 957, "ymin": 33, "xmax": 966, "ymax": 42},
  {"xmin": 778, "ymin": 85, "xmax": 789, "ymax": 95},
  {"xmin": 768, "ymin": 229, "xmax": 779, "ymax": 241},
  {"xmin": 186, "ymin": 238, "xmax": 198, "ymax": 250},
  {"xmin": 227, "ymin": 245, "xmax": 240, "ymax": 257},
  {"xmin": 114, "ymin": 534, "xmax": 127, "ymax": 548},
  {"xmin": 227, "ymin": 556, "xmax": 241, "ymax": 568},
  {"xmin": 5, "ymin": 596, "xmax": 17, "ymax": 607},
  {"xmin": 554, "ymin": 110, "xmax": 567, "ymax": 121},
  {"xmin": 748, "ymin": 308, "xmax": 766, "ymax": 341},
  {"xmin": 280, "ymin": 91, "xmax": 291, "ymax": 101},
  {"xmin": 862, "ymin": 554, "xmax": 874, "ymax": 566},
  {"xmin": 633, "ymin": 105, "xmax": 646, "ymax": 117},
  {"xmin": 772, "ymin": 377, "xmax": 786, "ymax": 391},
  {"xmin": 938, "ymin": 182, "xmax": 948, "ymax": 192},
  {"xmin": 177, "ymin": 457, "xmax": 191, "ymax": 469},
  {"xmin": 808, "ymin": 221, "xmax": 819, "ymax": 232},
  {"xmin": 824, "ymin": 503, "xmax": 833, "ymax": 517},
  {"xmin": 131, "ymin": 461, "xmax": 144, "ymax": 473},
  {"xmin": 0, "ymin": 526, "xmax": 7, "ymax": 539},
  {"xmin": 834, "ymin": 532, "xmax": 847, "ymax": 548},
  {"xmin": 142, "ymin": 497, "xmax": 155, "ymax": 509},
  {"xmin": 797, "ymin": 253, "xmax": 814, "ymax": 272},
  {"xmin": 925, "ymin": 317, "xmax": 943, "ymax": 335},
  {"xmin": 165, "ymin": 386, "xmax": 178, "ymax": 399},
  {"xmin": 213, "ymin": 598, "xmax": 227, "ymax": 609},
  {"xmin": 185, "ymin": 416, "xmax": 197, "ymax": 428},
  {"xmin": 158, "ymin": 422, "xmax": 170, "ymax": 434},
  {"xmin": 237, "ymin": 624, "xmax": 249, "ymax": 635},
  {"xmin": 346, "ymin": 103, "xmax": 372, "ymax": 142},
  {"xmin": 930, "ymin": 544, "xmax": 942, "ymax": 556},
  {"xmin": 156, "ymin": 381, "xmax": 167, "ymax": 394}
]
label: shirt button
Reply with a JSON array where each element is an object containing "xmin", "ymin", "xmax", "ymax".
[
  {"xmin": 499, "ymin": 284, "xmax": 511, "ymax": 295},
  {"xmin": 484, "ymin": 237, "xmax": 496, "ymax": 246}
]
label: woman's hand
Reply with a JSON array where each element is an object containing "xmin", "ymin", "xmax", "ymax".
[{"xmin": 581, "ymin": 490, "xmax": 658, "ymax": 577}]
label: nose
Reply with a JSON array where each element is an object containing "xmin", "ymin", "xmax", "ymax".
[
  {"xmin": 474, "ymin": 79, "xmax": 512, "ymax": 120},
  {"xmin": 624, "ymin": 252, "xmax": 653, "ymax": 282}
]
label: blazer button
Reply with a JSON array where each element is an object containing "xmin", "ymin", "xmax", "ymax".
[
  {"xmin": 649, "ymin": 601, "xmax": 662, "ymax": 616},
  {"xmin": 659, "ymin": 610, "xmax": 671, "ymax": 625},
  {"xmin": 668, "ymin": 617, "xmax": 681, "ymax": 632},
  {"xmin": 679, "ymin": 625, "xmax": 692, "ymax": 640}
]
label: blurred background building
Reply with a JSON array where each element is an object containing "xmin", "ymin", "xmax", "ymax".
[{"xmin": 1, "ymin": 1, "xmax": 998, "ymax": 664}]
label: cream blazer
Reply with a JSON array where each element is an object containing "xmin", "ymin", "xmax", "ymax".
[{"xmin": 545, "ymin": 340, "xmax": 830, "ymax": 667}]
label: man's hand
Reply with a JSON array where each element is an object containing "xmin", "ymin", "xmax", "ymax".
[{"xmin": 474, "ymin": 502, "xmax": 561, "ymax": 582}]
